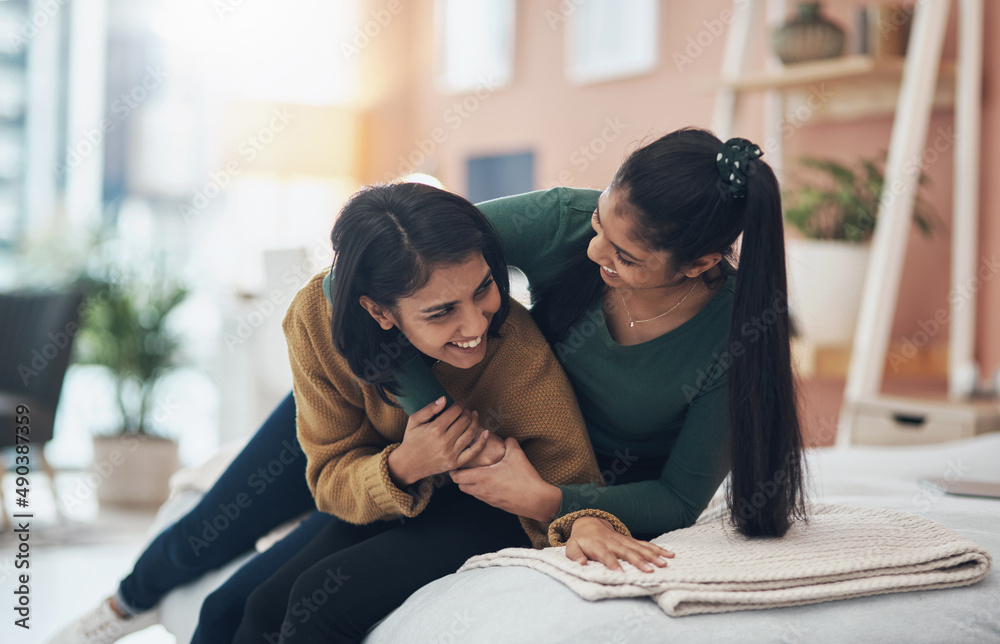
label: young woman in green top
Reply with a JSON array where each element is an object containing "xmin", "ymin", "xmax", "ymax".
[{"xmin": 447, "ymin": 128, "xmax": 806, "ymax": 565}]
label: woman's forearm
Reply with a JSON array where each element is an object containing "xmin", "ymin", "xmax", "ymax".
[
  {"xmin": 386, "ymin": 446, "xmax": 420, "ymax": 488},
  {"xmin": 535, "ymin": 482, "xmax": 563, "ymax": 522}
]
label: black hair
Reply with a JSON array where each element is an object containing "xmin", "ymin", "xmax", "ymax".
[
  {"xmin": 327, "ymin": 182, "xmax": 511, "ymax": 404},
  {"xmin": 533, "ymin": 128, "xmax": 806, "ymax": 537}
]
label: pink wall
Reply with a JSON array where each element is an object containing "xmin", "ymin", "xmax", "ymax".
[
  {"xmin": 357, "ymin": 0, "xmax": 1000, "ymax": 382},
  {"xmin": 977, "ymin": 1, "xmax": 1000, "ymax": 382}
]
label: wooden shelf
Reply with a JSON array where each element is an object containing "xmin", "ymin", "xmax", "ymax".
[
  {"xmin": 792, "ymin": 337, "xmax": 948, "ymax": 380},
  {"xmin": 717, "ymin": 55, "xmax": 957, "ymax": 123},
  {"xmin": 720, "ymin": 55, "xmax": 956, "ymax": 92}
]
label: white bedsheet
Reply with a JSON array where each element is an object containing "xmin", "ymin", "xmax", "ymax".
[
  {"xmin": 153, "ymin": 434, "xmax": 1000, "ymax": 643},
  {"xmin": 366, "ymin": 435, "xmax": 1000, "ymax": 643}
]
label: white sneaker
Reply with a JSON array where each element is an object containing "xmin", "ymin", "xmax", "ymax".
[{"xmin": 46, "ymin": 597, "xmax": 158, "ymax": 644}]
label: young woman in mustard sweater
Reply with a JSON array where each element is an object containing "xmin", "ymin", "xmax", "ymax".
[{"xmin": 229, "ymin": 182, "xmax": 657, "ymax": 642}]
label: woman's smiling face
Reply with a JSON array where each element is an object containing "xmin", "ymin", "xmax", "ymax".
[
  {"xmin": 587, "ymin": 187, "xmax": 674, "ymax": 289},
  {"xmin": 365, "ymin": 254, "xmax": 501, "ymax": 369}
]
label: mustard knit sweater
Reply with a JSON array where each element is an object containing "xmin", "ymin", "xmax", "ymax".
[{"xmin": 283, "ymin": 269, "xmax": 628, "ymax": 549}]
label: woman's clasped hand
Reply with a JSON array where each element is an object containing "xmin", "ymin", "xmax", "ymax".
[{"xmin": 388, "ymin": 397, "xmax": 508, "ymax": 487}]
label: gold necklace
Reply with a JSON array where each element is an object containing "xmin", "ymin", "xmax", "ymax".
[{"xmin": 618, "ymin": 281, "xmax": 699, "ymax": 328}]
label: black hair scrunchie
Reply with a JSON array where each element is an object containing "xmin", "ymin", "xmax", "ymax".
[{"xmin": 717, "ymin": 138, "xmax": 763, "ymax": 198}]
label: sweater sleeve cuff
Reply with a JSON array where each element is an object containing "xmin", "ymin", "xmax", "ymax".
[
  {"xmin": 547, "ymin": 509, "xmax": 631, "ymax": 547},
  {"xmin": 360, "ymin": 444, "xmax": 435, "ymax": 519}
]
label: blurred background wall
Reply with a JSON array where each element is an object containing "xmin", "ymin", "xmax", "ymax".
[{"xmin": 1, "ymin": 0, "xmax": 998, "ymax": 469}]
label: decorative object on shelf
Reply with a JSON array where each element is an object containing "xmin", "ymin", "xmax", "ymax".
[
  {"xmin": 867, "ymin": 4, "xmax": 914, "ymax": 58},
  {"xmin": 853, "ymin": 6, "xmax": 871, "ymax": 55},
  {"xmin": 772, "ymin": 3, "xmax": 846, "ymax": 65},
  {"xmin": 782, "ymin": 156, "xmax": 935, "ymax": 346}
]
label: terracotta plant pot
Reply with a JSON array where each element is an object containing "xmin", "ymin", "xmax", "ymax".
[{"xmin": 92, "ymin": 434, "xmax": 179, "ymax": 508}]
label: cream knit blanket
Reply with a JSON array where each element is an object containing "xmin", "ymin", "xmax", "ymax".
[{"xmin": 458, "ymin": 504, "xmax": 993, "ymax": 617}]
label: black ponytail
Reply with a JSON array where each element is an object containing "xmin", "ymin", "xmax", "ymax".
[
  {"xmin": 328, "ymin": 183, "xmax": 510, "ymax": 404},
  {"xmin": 725, "ymin": 157, "xmax": 806, "ymax": 537}
]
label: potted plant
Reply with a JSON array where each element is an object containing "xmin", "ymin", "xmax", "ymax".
[
  {"xmin": 75, "ymin": 265, "xmax": 189, "ymax": 507},
  {"xmin": 782, "ymin": 156, "xmax": 935, "ymax": 345}
]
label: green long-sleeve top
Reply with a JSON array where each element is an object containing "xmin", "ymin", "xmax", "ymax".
[
  {"xmin": 481, "ymin": 188, "xmax": 732, "ymax": 535},
  {"xmin": 344, "ymin": 188, "xmax": 733, "ymax": 537}
]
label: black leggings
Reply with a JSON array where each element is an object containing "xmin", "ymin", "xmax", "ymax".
[{"xmin": 232, "ymin": 483, "xmax": 531, "ymax": 643}]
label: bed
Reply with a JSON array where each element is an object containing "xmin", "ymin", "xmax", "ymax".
[{"xmin": 153, "ymin": 433, "xmax": 1000, "ymax": 643}]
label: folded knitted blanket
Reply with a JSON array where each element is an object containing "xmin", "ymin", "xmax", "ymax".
[{"xmin": 458, "ymin": 504, "xmax": 993, "ymax": 617}]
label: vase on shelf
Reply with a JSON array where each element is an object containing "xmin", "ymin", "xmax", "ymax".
[{"xmin": 772, "ymin": 2, "xmax": 846, "ymax": 65}]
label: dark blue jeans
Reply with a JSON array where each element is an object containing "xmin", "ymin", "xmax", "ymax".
[{"xmin": 115, "ymin": 392, "xmax": 333, "ymax": 643}]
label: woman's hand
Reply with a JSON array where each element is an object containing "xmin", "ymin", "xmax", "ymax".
[
  {"xmin": 388, "ymin": 397, "xmax": 489, "ymax": 487},
  {"xmin": 449, "ymin": 437, "xmax": 562, "ymax": 522},
  {"xmin": 457, "ymin": 431, "xmax": 506, "ymax": 469},
  {"xmin": 565, "ymin": 516, "xmax": 674, "ymax": 572}
]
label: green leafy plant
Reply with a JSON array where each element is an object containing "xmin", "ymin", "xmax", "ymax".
[
  {"xmin": 782, "ymin": 157, "xmax": 936, "ymax": 243},
  {"xmin": 75, "ymin": 270, "xmax": 188, "ymax": 437}
]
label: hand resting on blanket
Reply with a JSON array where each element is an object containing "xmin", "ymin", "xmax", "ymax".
[
  {"xmin": 451, "ymin": 437, "xmax": 674, "ymax": 571},
  {"xmin": 566, "ymin": 516, "xmax": 674, "ymax": 573}
]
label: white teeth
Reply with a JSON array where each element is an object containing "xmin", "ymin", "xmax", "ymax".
[
  {"xmin": 602, "ymin": 265, "xmax": 618, "ymax": 276},
  {"xmin": 451, "ymin": 336, "xmax": 482, "ymax": 349}
]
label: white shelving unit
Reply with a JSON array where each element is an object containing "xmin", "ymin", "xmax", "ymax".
[{"xmin": 712, "ymin": 0, "xmax": 991, "ymax": 446}]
